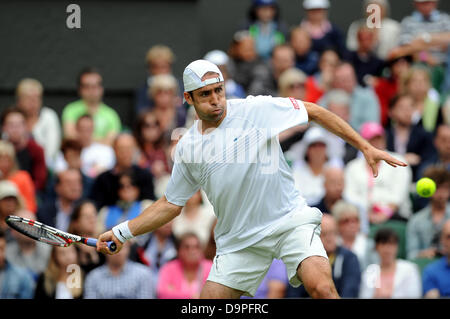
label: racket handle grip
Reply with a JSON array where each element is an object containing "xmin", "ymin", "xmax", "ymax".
[{"xmin": 85, "ymin": 238, "xmax": 117, "ymax": 252}]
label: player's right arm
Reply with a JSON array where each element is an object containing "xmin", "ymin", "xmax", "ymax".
[{"xmin": 96, "ymin": 195, "xmax": 183, "ymax": 254}]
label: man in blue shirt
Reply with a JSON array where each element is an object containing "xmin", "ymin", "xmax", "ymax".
[{"xmin": 422, "ymin": 220, "xmax": 450, "ymax": 298}]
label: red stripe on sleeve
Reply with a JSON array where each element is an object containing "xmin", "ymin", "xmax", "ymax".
[{"xmin": 289, "ymin": 97, "xmax": 300, "ymax": 110}]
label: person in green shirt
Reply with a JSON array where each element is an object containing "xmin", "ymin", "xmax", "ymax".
[{"xmin": 62, "ymin": 67, "xmax": 121, "ymax": 146}]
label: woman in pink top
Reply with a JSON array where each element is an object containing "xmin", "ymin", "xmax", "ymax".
[{"xmin": 157, "ymin": 232, "xmax": 212, "ymax": 299}]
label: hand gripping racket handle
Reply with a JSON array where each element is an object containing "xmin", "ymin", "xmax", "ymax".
[{"xmin": 85, "ymin": 238, "xmax": 117, "ymax": 252}]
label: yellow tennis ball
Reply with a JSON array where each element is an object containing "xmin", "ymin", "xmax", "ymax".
[{"xmin": 416, "ymin": 177, "xmax": 436, "ymax": 198}]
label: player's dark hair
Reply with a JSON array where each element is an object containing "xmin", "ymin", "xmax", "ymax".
[{"xmin": 0, "ymin": 227, "xmax": 5, "ymax": 240}]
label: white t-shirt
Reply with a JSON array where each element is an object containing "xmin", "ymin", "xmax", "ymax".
[{"xmin": 165, "ymin": 96, "xmax": 309, "ymax": 254}]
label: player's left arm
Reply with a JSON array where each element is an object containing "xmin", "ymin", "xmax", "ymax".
[{"xmin": 303, "ymin": 101, "xmax": 407, "ymax": 177}]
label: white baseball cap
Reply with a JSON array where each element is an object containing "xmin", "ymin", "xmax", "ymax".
[
  {"xmin": 183, "ymin": 59, "xmax": 224, "ymax": 92},
  {"xmin": 303, "ymin": 0, "xmax": 330, "ymax": 10}
]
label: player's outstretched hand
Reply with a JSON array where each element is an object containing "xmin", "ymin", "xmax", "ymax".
[
  {"xmin": 97, "ymin": 230, "xmax": 123, "ymax": 255},
  {"xmin": 363, "ymin": 146, "xmax": 407, "ymax": 178}
]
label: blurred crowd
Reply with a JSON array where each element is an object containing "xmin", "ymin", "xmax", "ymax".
[{"xmin": 0, "ymin": 0, "xmax": 449, "ymax": 299}]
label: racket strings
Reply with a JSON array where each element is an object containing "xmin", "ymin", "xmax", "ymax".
[{"xmin": 11, "ymin": 221, "xmax": 67, "ymax": 246}]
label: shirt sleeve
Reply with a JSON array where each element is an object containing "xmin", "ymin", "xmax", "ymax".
[
  {"xmin": 422, "ymin": 265, "xmax": 439, "ymax": 296},
  {"xmin": 247, "ymin": 96, "xmax": 309, "ymax": 136},
  {"xmin": 164, "ymin": 147, "xmax": 200, "ymax": 207}
]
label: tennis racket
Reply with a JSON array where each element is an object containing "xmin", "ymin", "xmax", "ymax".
[{"xmin": 5, "ymin": 215, "xmax": 116, "ymax": 252}]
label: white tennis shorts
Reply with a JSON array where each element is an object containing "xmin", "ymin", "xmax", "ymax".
[{"xmin": 207, "ymin": 205, "xmax": 328, "ymax": 297}]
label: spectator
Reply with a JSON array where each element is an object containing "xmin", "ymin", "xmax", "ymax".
[
  {"xmin": 15, "ymin": 78, "xmax": 61, "ymax": 169},
  {"xmin": 278, "ymin": 68, "xmax": 307, "ymax": 101},
  {"xmin": 386, "ymin": 94, "xmax": 437, "ymax": 181},
  {"xmin": 34, "ymin": 245, "xmax": 83, "ymax": 299},
  {"xmin": 318, "ymin": 89, "xmax": 359, "ymax": 166},
  {"xmin": 135, "ymin": 44, "xmax": 181, "ymax": 113},
  {"xmin": 248, "ymin": 44, "xmax": 295, "ymax": 96},
  {"xmin": 373, "ymin": 54, "xmax": 413, "ymax": 127},
  {"xmin": 97, "ymin": 170, "xmax": 153, "ymax": 233},
  {"xmin": 6, "ymin": 209, "xmax": 52, "ymax": 280},
  {"xmin": 50, "ymin": 138, "xmax": 94, "ymax": 200},
  {"xmin": 56, "ymin": 115, "xmax": 115, "ymax": 179},
  {"xmin": 84, "ymin": 241, "xmax": 156, "ymax": 299},
  {"xmin": 0, "ymin": 107, "xmax": 47, "ymax": 194},
  {"xmin": 300, "ymin": 0, "xmax": 347, "ymax": 58},
  {"xmin": 130, "ymin": 220, "xmax": 177, "ymax": 278},
  {"xmin": 277, "ymin": 68, "xmax": 308, "ymax": 151},
  {"xmin": 227, "ymin": 30, "xmax": 268, "ymax": 93},
  {"xmin": 157, "ymin": 232, "xmax": 212, "ymax": 299},
  {"xmin": 242, "ymin": 0, "xmax": 288, "ymax": 60},
  {"xmin": 360, "ymin": 228, "xmax": 422, "ymax": 298},
  {"xmin": 401, "ymin": 65, "xmax": 441, "ymax": 133},
  {"xmin": 419, "ymin": 124, "xmax": 450, "ymax": 176},
  {"xmin": 242, "ymin": 259, "xmax": 289, "ymax": 299},
  {"xmin": 332, "ymin": 200, "xmax": 374, "ymax": 270},
  {"xmin": 288, "ymin": 214, "xmax": 361, "ymax": 298},
  {"xmin": 398, "ymin": 0, "xmax": 450, "ymax": 66},
  {"xmin": 289, "ymin": 26, "xmax": 319, "ymax": 76},
  {"xmin": 172, "ymin": 190, "xmax": 216, "ymax": 247},
  {"xmin": 62, "ymin": 67, "xmax": 121, "ymax": 146},
  {"xmin": 0, "ymin": 140, "xmax": 36, "ymax": 213},
  {"xmin": 443, "ymin": 95, "xmax": 450, "ymax": 125},
  {"xmin": 320, "ymin": 62, "xmax": 380, "ymax": 132},
  {"xmin": 422, "ymin": 220, "xmax": 450, "ymax": 298},
  {"xmin": 407, "ymin": 165, "xmax": 450, "ymax": 260},
  {"xmin": 313, "ymin": 166, "xmax": 351, "ymax": 219},
  {"xmin": 148, "ymin": 74, "xmax": 186, "ymax": 139},
  {"xmin": 133, "ymin": 110, "xmax": 171, "ymax": 198},
  {"xmin": 0, "ymin": 181, "xmax": 24, "ymax": 236},
  {"xmin": 346, "ymin": 0, "xmax": 401, "ymax": 60},
  {"xmin": 68, "ymin": 200, "xmax": 105, "ymax": 274},
  {"xmin": 344, "ymin": 122, "xmax": 412, "ymax": 224},
  {"xmin": 346, "ymin": 23, "xmax": 385, "ymax": 87},
  {"xmin": 0, "ymin": 227, "xmax": 35, "ymax": 299},
  {"xmin": 37, "ymin": 168, "xmax": 83, "ymax": 231},
  {"xmin": 305, "ymin": 48, "xmax": 340, "ymax": 103},
  {"xmin": 89, "ymin": 133, "xmax": 155, "ymax": 210},
  {"xmin": 291, "ymin": 127, "xmax": 331, "ymax": 206},
  {"xmin": 203, "ymin": 50, "xmax": 246, "ymax": 99}
]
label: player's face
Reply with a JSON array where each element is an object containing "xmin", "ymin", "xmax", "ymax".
[{"xmin": 184, "ymin": 75, "xmax": 226, "ymax": 130}]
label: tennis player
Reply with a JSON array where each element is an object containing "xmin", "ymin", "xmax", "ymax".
[{"xmin": 97, "ymin": 59, "xmax": 407, "ymax": 299}]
